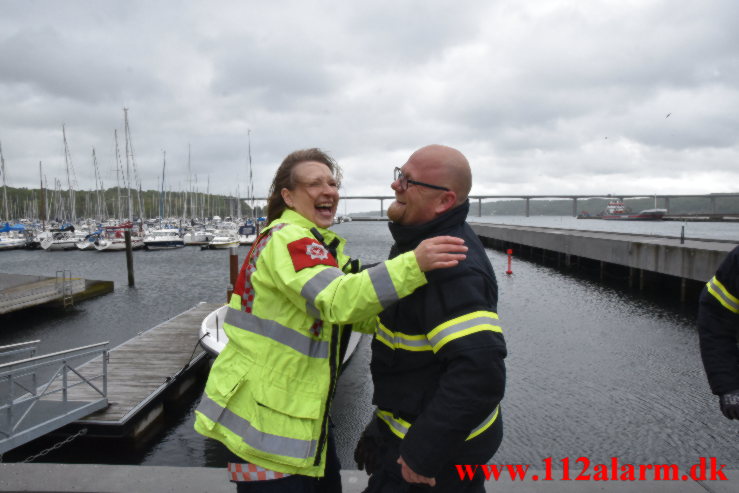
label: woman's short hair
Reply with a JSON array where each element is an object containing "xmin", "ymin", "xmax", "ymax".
[{"xmin": 266, "ymin": 148, "xmax": 342, "ymax": 224}]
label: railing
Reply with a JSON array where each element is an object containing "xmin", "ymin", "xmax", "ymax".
[
  {"xmin": 274, "ymin": 193, "xmax": 739, "ymax": 218},
  {"xmin": 0, "ymin": 341, "xmax": 40, "ymax": 401},
  {"xmin": 0, "ymin": 341, "xmax": 109, "ymax": 454},
  {"xmin": 0, "ymin": 341, "xmax": 40, "ymax": 365}
]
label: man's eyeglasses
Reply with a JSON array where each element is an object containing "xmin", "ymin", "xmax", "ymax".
[{"xmin": 393, "ymin": 167, "xmax": 450, "ymax": 192}]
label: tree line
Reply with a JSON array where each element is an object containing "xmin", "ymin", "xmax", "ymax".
[{"xmin": 0, "ymin": 185, "xmax": 265, "ymax": 222}]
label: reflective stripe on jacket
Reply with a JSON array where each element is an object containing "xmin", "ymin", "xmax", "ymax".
[
  {"xmin": 376, "ymin": 404, "xmax": 500, "ymax": 442},
  {"xmin": 706, "ymin": 275, "xmax": 739, "ymax": 314},
  {"xmin": 194, "ymin": 208, "xmax": 428, "ymax": 477},
  {"xmin": 698, "ymin": 246, "xmax": 739, "ymax": 395}
]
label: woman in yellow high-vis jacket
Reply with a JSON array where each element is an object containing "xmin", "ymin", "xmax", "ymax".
[{"xmin": 194, "ymin": 148, "xmax": 467, "ymax": 492}]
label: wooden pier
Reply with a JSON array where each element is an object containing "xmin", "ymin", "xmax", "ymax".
[{"xmin": 56, "ymin": 301, "xmax": 221, "ymax": 441}]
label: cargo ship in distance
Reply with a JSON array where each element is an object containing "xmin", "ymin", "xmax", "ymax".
[{"xmin": 578, "ymin": 201, "xmax": 667, "ymax": 221}]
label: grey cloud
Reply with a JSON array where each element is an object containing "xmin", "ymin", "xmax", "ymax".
[{"xmin": 0, "ymin": 25, "xmax": 161, "ymax": 104}]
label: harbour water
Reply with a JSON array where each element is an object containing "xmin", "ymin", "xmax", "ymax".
[{"xmin": 1, "ymin": 217, "xmax": 739, "ymax": 469}]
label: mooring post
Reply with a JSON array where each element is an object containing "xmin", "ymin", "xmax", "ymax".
[
  {"xmin": 227, "ymin": 246, "xmax": 239, "ymax": 302},
  {"xmin": 124, "ymin": 230, "xmax": 134, "ymax": 287}
]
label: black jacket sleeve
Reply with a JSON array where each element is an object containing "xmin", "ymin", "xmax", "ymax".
[
  {"xmin": 698, "ymin": 246, "xmax": 739, "ymax": 395},
  {"xmin": 399, "ymin": 270, "xmax": 507, "ymax": 477}
]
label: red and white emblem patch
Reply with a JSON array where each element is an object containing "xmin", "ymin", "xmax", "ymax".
[
  {"xmin": 306, "ymin": 243, "xmax": 329, "ymax": 260},
  {"xmin": 288, "ymin": 237, "xmax": 338, "ymax": 272}
]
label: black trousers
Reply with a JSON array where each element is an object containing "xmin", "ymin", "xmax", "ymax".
[{"xmin": 362, "ymin": 414, "xmax": 503, "ymax": 493}]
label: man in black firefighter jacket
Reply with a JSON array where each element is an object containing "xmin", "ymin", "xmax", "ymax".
[
  {"xmin": 698, "ymin": 245, "xmax": 739, "ymax": 419},
  {"xmin": 355, "ymin": 145, "xmax": 506, "ymax": 492}
]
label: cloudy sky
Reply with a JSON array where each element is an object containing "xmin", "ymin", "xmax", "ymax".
[{"xmin": 0, "ymin": 0, "xmax": 737, "ymax": 212}]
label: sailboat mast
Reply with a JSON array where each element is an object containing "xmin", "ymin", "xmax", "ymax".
[
  {"xmin": 62, "ymin": 124, "xmax": 76, "ymax": 224},
  {"xmin": 39, "ymin": 161, "xmax": 46, "ymax": 230},
  {"xmin": 248, "ymin": 129, "xmax": 255, "ymax": 218},
  {"xmin": 184, "ymin": 144, "xmax": 191, "ymax": 220},
  {"xmin": 160, "ymin": 150, "xmax": 166, "ymax": 224},
  {"xmin": 0, "ymin": 140, "xmax": 8, "ymax": 223},
  {"xmin": 123, "ymin": 108, "xmax": 133, "ymax": 221}
]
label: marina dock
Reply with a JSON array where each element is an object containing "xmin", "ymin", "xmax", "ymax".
[
  {"xmin": 0, "ymin": 272, "xmax": 113, "ymax": 314},
  {"xmin": 2, "ymin": 302, "xmax": 220, "ymax": 456},
  {"xmin": 471, "ymin": 223, "xmax": 735, "ymax": 298},
  {"xmin": 55, "ymin": 301, "xmax": 221, "ymax": 440}
]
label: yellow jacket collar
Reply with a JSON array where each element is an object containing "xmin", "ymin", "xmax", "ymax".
[{"xmin": 272, "ymin": 209, "xmax": 338, "ymax": 242}]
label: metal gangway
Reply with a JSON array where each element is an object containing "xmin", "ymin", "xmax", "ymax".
[{"xmin": 0, "ymin": 340, "xmax": 109, "ymax": 454}]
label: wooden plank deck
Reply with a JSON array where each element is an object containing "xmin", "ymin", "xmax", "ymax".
[{"xmin": 63, "ymin": 301, "xmax": 221, "ymax": 427}]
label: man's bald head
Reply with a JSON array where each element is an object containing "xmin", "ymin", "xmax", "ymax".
[{"xmin": 408, "ymin": 145, "xmax": 472, "ymax": 205}]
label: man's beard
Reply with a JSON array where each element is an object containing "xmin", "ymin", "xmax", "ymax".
[{"xmin": 386, "ymin": 200, "xmax": 404, "ymax": 223}]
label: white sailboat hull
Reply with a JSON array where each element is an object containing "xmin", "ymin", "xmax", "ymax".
[{"xmin": 94, "ymin": 238, "xmax": 145, "ymax": 251}]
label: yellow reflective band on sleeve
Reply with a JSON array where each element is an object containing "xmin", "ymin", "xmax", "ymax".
[
  {"xmin": 366, "ymin": 263, "xmax": 399, "ymax": 308},
  {"xmin": 376, "ymin": 409, "xmax": 411, "ymax": 439},
  {"xmin": 376, "ymin": 405, "xmax": 499, "ymax": 441},
  {"xmin": 375, "ymin": 321, "xmax": 433, "ymax": 352},
  {"xmin": 467, "ymin": 405, "xmax": 500, "ymax": 440},
  {"xmin": 427, "ymin": 311, "xmax": 502, "ymax": 353},
  {"xmin": 301, "ymin": 267, "xmax": 344, "ymax": 318},
  {"xmin": 707, "ymin": 276, "xmax": 739, "ymax": 314}
]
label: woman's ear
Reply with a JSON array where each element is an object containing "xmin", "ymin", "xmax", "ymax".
[{"xmin": 281, "ymin": 187, "xmax": 293, "ymax": 208}]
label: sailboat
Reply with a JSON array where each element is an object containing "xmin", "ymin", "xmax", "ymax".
[
  {"xmin": 143, "ymin": 152, "xmax": 184, "ymax": 250},
  {"xmin": 0, "ymin": 142, "xmax": 25, "ymax": 249},
  {"xmin": 40, "ymin": 126, "xmax": 81, "ymax": 251},
  {"xmin": 238, "ymin": 222, "xmax": 257, "ymax": 245},
  {"xmin": 94, "ymin": 222, "xmax": 145, "ymax": 251},
  {"xmin": 238, "ymin": 130, "xmax": 259, "ymax": 245},
  {"xmin": 40, "ymin": 224, "xmax": 78, "ymax": 251}
]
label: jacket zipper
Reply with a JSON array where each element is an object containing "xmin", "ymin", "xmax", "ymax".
[{"xmin": 314, "ymin": 323, "xmax": 339, "ymax": 466}]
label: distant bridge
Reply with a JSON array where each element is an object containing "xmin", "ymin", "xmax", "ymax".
[{"xmin": 250, "ymin": 192, "xmax": 739, "ymax": 218}]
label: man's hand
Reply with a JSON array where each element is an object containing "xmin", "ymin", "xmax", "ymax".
[
  {"xmin": 397, "ymin": 456, "xmax": 436, "ymax": 487},
  {"xmin": 414, "ymin": 236, "xmax": 467, "ymax": 272},
  {"xmin": 720, "ymin": 390, "xmax": 739, "ymax": 419}
]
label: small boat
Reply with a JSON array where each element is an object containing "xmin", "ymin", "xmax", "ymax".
[
  {"xmin": 40, "ymin": 226, "xmax": 78, "ymax": 251},
  {"xmin": 94, "ymin": 223, "xmax": 145, "ymax": 251},
  {"xmin": 207, "ymin": 229, "xmax": 240, "ymax": 249},
  {"xmin": 199, "ymin": 305, "xmax": 363, "ymax": 364},
  {"xmin": 599, "ymin": 201, "xmax": 666, "ymax": 221},
  {"xmin": 0, "ymin": 223, "xmax": 27, "ymax": 250},
  {"xmin": 238, "ymin": 223, "xmax": 257, "ymax": 245},
  {"xmin": 76, "ymin": 230, "xmax": 101, "ymax": 250},
  {"xmin": 183, "ymin": 227, "xmax": 215, "ymax": 246},
  {"xmin": 143, "ymin": 227, "xmax": 185, "ymax": 250}
]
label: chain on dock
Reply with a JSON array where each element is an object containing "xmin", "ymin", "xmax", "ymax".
[{"xmin": 0, "ymin": 428, "xmax": 89, "ymax": 464}]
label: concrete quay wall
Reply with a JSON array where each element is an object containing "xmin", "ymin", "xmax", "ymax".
[{"xmin": 470, "ymin": 223, "xmax": 735, "ymax": 283}]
